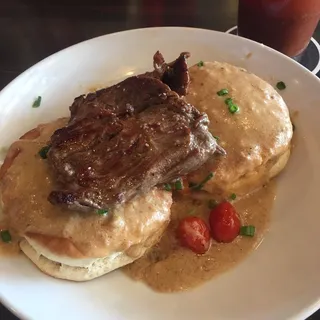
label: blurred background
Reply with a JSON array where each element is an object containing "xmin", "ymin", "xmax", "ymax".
[{"xmin": 0, "ymin": 0, "xmax": 239, "ymax": 89}]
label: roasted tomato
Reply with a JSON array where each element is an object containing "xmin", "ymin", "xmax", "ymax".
[
  {"xmin": 177, "ymin": 216, "xmax": 211, "ymax": 254},
  {"xmin": 209, "ymin": 201, "xmax": 240, "ymax": 243}
]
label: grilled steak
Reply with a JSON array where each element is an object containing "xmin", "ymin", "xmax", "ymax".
[
  {"xmin": 47, "ymin": 53, "xmax": 221, "ymax": 211},
  {"xmin": 145, "ymin": 51, "xmax": 190, "ymax": 96},
  {"xmin": 69, "ymin": 51, "xmax": 190, "ymax": 125}
]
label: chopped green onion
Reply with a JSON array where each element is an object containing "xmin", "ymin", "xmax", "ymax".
[
  {"xmin": 32, "ymin": 96, "xmax": 42, "ymax": 108},
  {"xmin": 197, "ymin": 61, "xmax": 204, "ymax": 67},
  {"xmin": 240, "ymin": 225, "xmax": 256, "ymax": 237},
  {"xmin": 188, "ymin": 208, "xmax": 196, "ymax": 216},
  {"xmin": 0, "ymin": 230, "xmax": 11, "ymax": 243},
  {"xmin": 217, "ymin": 89, "xmax": 229, "ymax": 96},
  {"xmin": 224, "ymin": 97, "xmax": 240, "ymax": 114},
  {"xmin": 225, "ymin": 97, "xmax": 233, "ymax": 106},
  {"xmin": 96, "ymin": 209, "xmax": 108, "ymax": 215},
  {"xmin": 276, "ymin": 81, "xmax": 286, "ymax": 90},
  {"xmin": 164, "ymin": 183, "xmax": 172, "ymax": 191},
  {"xmin": 191, "ymin": 172, "xmax": 214, "ymax": 190},
  {"xmin": 228, "ymin": 104, "xmax": 239, "ymax": 114},
  {"xmin": 174, "ymin": 180, "xmax": 183, "ymax": 191},
  {"xmin": 208, "ymin": 199, "xmax": 218, "ymax": 209},
  {"xmin": 230, "ymin": 193, "xmax": 237, "ymax": 200},
  {"xmin": 213, "ymin": 135, "xmax": 220, "ymax": 141},
  {"xmin": 38, "ymin": 146, "xmax": 50, "ymax": 159}
]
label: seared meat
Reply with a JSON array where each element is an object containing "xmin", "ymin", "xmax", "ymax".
[
  {"xmin": 149, "ymin": 51, "xmax": 190, "ymax": 96},
  {"xmin": 69, "ymin": 51, "xmax": 190, "ymax": 124},
  {"xmin": 69, "ymin": 76, "xmax": 167, "ymax": 124},
  {"xmin": 47, "ymin": 76, "xmax": 219, "ymax": 211}
]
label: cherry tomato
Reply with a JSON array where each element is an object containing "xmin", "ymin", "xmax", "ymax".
[
  {"xmin": 177, "ymin": 216, "xmax": 211, "ymax": 254},
  {"xmin": 209, "ymin": 201, "xmax": 240, "ymax": 243}
]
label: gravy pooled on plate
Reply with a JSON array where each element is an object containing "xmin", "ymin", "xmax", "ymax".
[{"xmin": 124, "ymin": 183, "xmax": 276, "ymax": 292}]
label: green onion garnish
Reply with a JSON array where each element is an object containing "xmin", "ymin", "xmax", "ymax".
[
  {"xmin": 197, "ymin": 61, "xmax": 204, "ymax": 67},
  {"xmin": 225, "ymin": 98, "xmax": 240, "ymax": 114},
  {"xmin": 230, "ymin": 193, "xmax": 237, "ymax": 200},
  {"xmin": 276, "ymin": 81, "xmax": 286, "ymax": 90},
  {"xmin": 164, "ymin": 183, "xmax": 172, "ymax": 191},
  {"xmin": 225, "ymin": 97, "xmax": 233, "ymax": 106},
  {"xmin": 208, "ymin": 199, "xmax": 218, "ymax": 209},
  {"xmin": 240, "ymin": 225, "xmax": 256, "ymax": 237},
  {"xmin": 217, "ymin": 89, "xmax": 229, "ymax": 96},
  {"xmin": 188, "ymin": 208, "xmax": 196, "ymax": 216},
  {"xmin": 32, "ymin": 96, "xmax": 42, "ymax": 108},
  {"xmin": 0, "ymin": 230, "xmax": 12, "ymax": 243},
  {"xmin": 97, "ymin": 209, "xmax": 108, "ymax": 215},
  {"xmin": 191, "ymin": 172, "xmax": 214, "ymax": 190},
  {"xmin": 38, "ymin": 146, "xmax": 50, "ymax": 159},
  {"xmin": 229, "ymin": 104, "xmax": 239, "ymax": 114},
  {"xmin": 213, "ymin": 135, "xmax": 220, "ymax": 141},
  {"xmin": 188, "ymin": 182, "xmax": 197, "ymax": 188},
  {"xmin": 174, "ymin": 180, "xmax": 183, "ymax": 191}
]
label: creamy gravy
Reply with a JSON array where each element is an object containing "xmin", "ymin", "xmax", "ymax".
[
  {"xmin": 124, "ymin": 61, "xmax": 287, "ymax": 292},
  {"xmin": 0, "ymin": 220, "xmax": 20, "ymax": 256},
  {"xmin": 186, "ymin": 62, "xmax": 292, "ymax": 197},
  {"xmin": 0, "ymin": 237, "xmax": 20, "ymax": 256},
  {"xmin": 124, "ymin": 182, "xmax": 276, "ymax": 292}
]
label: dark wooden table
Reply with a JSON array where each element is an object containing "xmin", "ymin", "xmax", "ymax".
[{"xmin": 0, "ymin": 0, "xmax": 319, "ymax": 319}]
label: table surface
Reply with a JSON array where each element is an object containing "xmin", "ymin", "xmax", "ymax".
[{"xmin": 0, "ymin": 0, "xmax": 319, "ymax": 319}]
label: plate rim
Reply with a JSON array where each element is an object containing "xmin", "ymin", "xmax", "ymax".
[{"xmin": 1, "ymin": 26, "xmax": 320, "ymax": 98}]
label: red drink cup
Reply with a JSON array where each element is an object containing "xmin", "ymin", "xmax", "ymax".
[{"xmin": 238, "ymin": 0, "xmax": 320, "ymax": 57}]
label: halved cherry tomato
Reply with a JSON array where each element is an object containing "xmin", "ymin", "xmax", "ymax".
[
  {"xmin": 209, "ymin": 201, "xmax": 240, "ymax": 243},
  {"xmin": 177, "ymin": 216, "xmax": 211, "ymax": 254}
]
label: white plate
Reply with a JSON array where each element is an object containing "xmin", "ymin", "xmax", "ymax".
[{"xmin": 0, "ymin": 27, "xmax": 319, "ymax": 320}]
